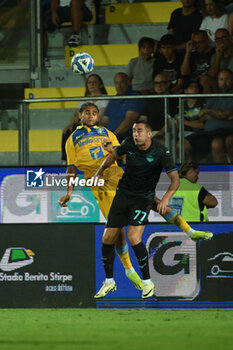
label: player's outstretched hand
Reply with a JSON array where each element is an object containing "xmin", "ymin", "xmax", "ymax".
[
  {"xmin": 102, "ymin": 139, "xmax": 114, "ymax": 153},
  {"xmin": 157, "ymin": 197, "xmax": 169, "ymax": 216},
  {"xmin": 59, "ymin": 194, "xmax": 71, "ymax": 207}
]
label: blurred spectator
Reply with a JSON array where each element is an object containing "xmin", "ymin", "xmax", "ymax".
[
  {"xmin": 77, "ymin": 74, "xmax": 108, "ymax": 120},
  {"xmin": 141, "ymin": 73, "xmax": 177, "ymax": 138},
  {"xmin": 203, "ymin": 28, "xmax": 233, "ymax": 91},
  {"xmin": 180, "ymin": 30, "xmax": 215, "ymax": 92},
  {"xmin": 61, "ymin": 112, "xmax": 80, "ymax": 164},
  {"xmin": 0, "ymin": 0, "xmax": 28, "ymax": 54},
  {"xmin": 101, "ymin": 72, "xmax": 144, "ymax": 142},
  {"xmin": 208, "ymin": 28, "xmax": 233, "ymax": 78},
  {"xmin": 0, "ymin": 110, "xmax": 9, "ymax": 130},
  {"xmin": 199, "ymin": 68, "xmax": 233, "ymax": 162},
  {"xmin": 224, "ymin": 0, "xmax": 233, "ymax": 14},
  {"xmin": 169, "ymin": 161, "xmax": 218, "ymax": 221},
  {"xmin": 127, "ymin": 37, "xmax": 156, "ymax": 95},
  {"xmin": 43, "ymin": 0, "xmax": 92, "ymax": 65},
  {"xmin": 175, "ymin": 80, "xmax": 205, "ymax": 160},
  {"xmin": 167, "ymin": 0, "xmax": 203, "ymax": 51},
  {"xmin": 228, "ymin": 12, "xmax": 233, "ymax": 36},
  {"xmin": 200, "ymin": 0, "xmax": 228, "ymax": 43},
  {"xmin": 153, "ymin": 34, "xmax": 184, "ymax": 93}
]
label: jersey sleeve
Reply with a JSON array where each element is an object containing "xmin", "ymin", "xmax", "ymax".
[
  {"xmin": 161, "ymin": 148, "xmax": 177, "ymax": 173},
  {"xmin": 198, "ymin": 186, "xmax": 209, "ymax": 203},
  {"xmin": 167, "ymin": 9, "xmax": 175, "ymax": 30},
  {"xmin": 115, "ymin": 137, "xmax": 130, "ymax": 157},
  {"xmin": 107, "ymin": 129, "xmax": 120, "ymax": 148},
  {"xmin": 65, "ymin": 133, "xmax": 76, "ymax": 166}
]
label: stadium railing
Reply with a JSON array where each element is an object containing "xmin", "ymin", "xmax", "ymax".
[{"xmin": 1, "ymin": 93, "xmax": 233, "ymax": 166}]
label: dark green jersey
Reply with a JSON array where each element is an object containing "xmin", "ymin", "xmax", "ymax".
[{"xmin": 115, "ymin": 137, "xmax": 177, "ymax": 199}]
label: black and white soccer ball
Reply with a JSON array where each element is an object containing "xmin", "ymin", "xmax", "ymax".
[{"xmin": 71, "ymin": 52, "xmax": 94, "ymax": 75}]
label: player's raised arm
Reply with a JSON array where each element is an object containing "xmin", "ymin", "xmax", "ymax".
[
  {"xmin": 157, "ymin": 170, "xmax": 180, "ymax": 215},
  {"xmin": 95, "ymin": 150, "xmax": 118, "ymax": 179},
  {"xmin": 59, "ymin": 165, "xmax": 77, "ymax": 207}
]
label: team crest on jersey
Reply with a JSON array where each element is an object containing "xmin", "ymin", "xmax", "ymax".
[
  {"xmin": 146, "ymin": 155, "xmax": 154, "ymax": 163},
  {"xmin": 96, "ymin": 128, "xmax": 105, "ymax": 134}
]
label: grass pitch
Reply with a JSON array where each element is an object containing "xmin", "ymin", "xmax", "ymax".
[{"xmin": 0, "ymin": 309, "xmax": 232, "ymax": 350}]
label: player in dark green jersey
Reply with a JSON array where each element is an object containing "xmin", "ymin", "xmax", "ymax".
[{"xmin": 94, "ymin": 120, "xmax": 213, "ymax": 299}]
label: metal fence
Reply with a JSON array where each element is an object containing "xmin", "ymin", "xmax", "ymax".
[{"xmin": 1, "ymin": 93, "xmax": 232, "ymax": 165}]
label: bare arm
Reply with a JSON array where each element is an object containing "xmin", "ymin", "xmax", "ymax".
[
  {"xmin": 114, "ymin": 111, "xmax": 140, "ymax": 135},
  {"xmin": 157, "ymin": 170, "xmax": 180, "ymax": 215},
  {"xmin": 175, "ymin": 42, "xmax": 189, "ymax": 51},
  {"xmin": 184, "ymin": 119, "xmax": 204, "ymax": 129},
  {"xmin": 99, "ymin": 115, "xmax": 109, "ymax": 127},
  {"xmin": 99, "ymin": 107, "xmax": 106, "ymax": 121},
  {"xmin": 95, "ymin": 151, "xmax": 118, "ymax": 178},
  {"xmin": 207, "ymin": 49, "xmax": 222, "ymax": 78},
  {"xmin": 229, "ymin": 13, "xmax": 233, "ymax": 36},
  {"xmin": 180, "ymin": 41, "xmax": 193, "ymax": 76},
  {"xmin": 169, "ymin": 78, "xmax": 184, "ymax": 94},
  {"xmin": 168, "ymin": 29, "xmax": 174, "ymax": 36},
  {"xmin": 59, "ymin": 165, "xmax": 77, "ymax": 207},
  {"xmin": 203, "ymin": 193, "xmax": 218, "ymax": 208},
  {"xmin": 199, "ymin": 108, "xmax": 233, "ymax": 121},
  {"xmin": 51, "ymin": 0, "xmax": 60, "ymax": 27}
]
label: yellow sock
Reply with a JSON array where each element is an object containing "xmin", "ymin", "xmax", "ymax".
[
  {"xmin": 163, "ymin": 209, "xmax": 191, "ymax": 233},
  {"xmin": 115, "ymin": 244, "xmax": 132, "ymax": 270},
  {"xmin": 171, "ymin": 215, "xmax": 191, "ymax": 233}
]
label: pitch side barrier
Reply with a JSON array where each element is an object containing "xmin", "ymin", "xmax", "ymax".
[
  {"xmin": 1, "ymin": 93, "xmax": 232, "ymax": 166},
  {"xmin": 0, "ymin": 222, "xmax": 232, "ymax": 308}
]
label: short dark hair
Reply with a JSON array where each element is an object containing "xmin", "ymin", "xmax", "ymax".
[
  {"xmin": 215, "ymin": 28, "xmax": 230, "ymax": 37},
  {"xmin": 202, "ymin": 0, "xmax": 226, "ymax": 18},
  {"xmin": 79, "ymin": 102, "xmax": 99, "ymax": 114},
  {"xmin": 134, "ymin": 119, "xmax": 152, "ymax": 131},
  {"xmin": 218, "ymin": 68, "xmax": 233, "ymax": 80},
  {"xmin": 192, "ymin": 29, "xmax": 209, "ymax": 39},
  {"xmin": 138, "ymin": 37, "xmax": 154, "ymax": 49},
  {"xmin": 179, "ymin": 161, "xmax": 198, "ymax": 177},
  {"xmin": 184, "ymin": 79, "xmax": 202, "ymax": 92},
  {"xmin": 85, "ymin": 74, "xmax": 107, "ymax": 97},
  {"xmin": 159, "ymin": 34, "xmax": 175, "ymax": 47}
]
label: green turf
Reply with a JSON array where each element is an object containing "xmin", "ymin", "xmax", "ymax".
[{"xmin": 0, "ymin": 309, "xmax": 232, "ymax": 350}]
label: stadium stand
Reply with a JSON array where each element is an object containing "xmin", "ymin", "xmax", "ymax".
[{"xmin": 0, "ymin": 1, "xmax": 195, "ymax": 165}]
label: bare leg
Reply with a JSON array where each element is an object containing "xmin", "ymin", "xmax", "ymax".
[
  {"xmin": 225, "ymin": 134, "xmax": 233, "ymax": 163},
  {"xmin": 70, "ymin": 0, "xmax": 84, "ymax": 33},
  {"xmin": 212, "ymin": 137, "xmax": 226, "ymax": 163}
]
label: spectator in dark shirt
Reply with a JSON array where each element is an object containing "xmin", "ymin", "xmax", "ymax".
[
  {"xmin": 167, "ymin": 0, "xmax": 203, "ymax": 51},
  {"xmin": 153, "ymin": 34, "xmax": 184, "ymax": 93},
  {"xmin": 175, "ymin": 79, "xmax": 205, "ymax": 160},
  {"xmin": 61, "ymin": 112, "xmax": 80, "ymax": 164},
  {"xmin": 208, "ymin": 28, "xmax": 233, "ymax": 78},
  {"xmin": 141, "ymin": 73, "xmax": 178, "ymax": 144},
  {"xmin": 180, "ymin": 30, "xmax": 215, "ymax": 92},
  {"xmin": 199, "ymin": 68, "xmax": 233, "ymax": 163}
]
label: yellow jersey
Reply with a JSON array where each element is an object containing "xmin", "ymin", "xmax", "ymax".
[{"xmin": 66, "ymin": 125, "xmax": 120, "ymax": 178}]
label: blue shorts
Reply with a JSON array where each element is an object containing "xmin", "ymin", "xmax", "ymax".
[{"xmin": 43, "ymin": 4, "xmax": 92, "ymax": 32}]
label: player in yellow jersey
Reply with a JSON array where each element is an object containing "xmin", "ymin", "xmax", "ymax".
[
  {"xmin": 59, "ymin": 102, "xmax": 213, "ymax": 299},
  {"xmin": 59, "ymin": 102, "xmax": 143, "ymax": 291}
]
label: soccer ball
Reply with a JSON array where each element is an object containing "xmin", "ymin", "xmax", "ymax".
[{"xmin": 71, "ymin": 52, "xmax": 94, "ymax": 75}]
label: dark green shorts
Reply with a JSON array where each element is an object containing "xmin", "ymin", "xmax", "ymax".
[{"xmin": 106, "ymin": 191, "xmax": 153, "ymax": 228}]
